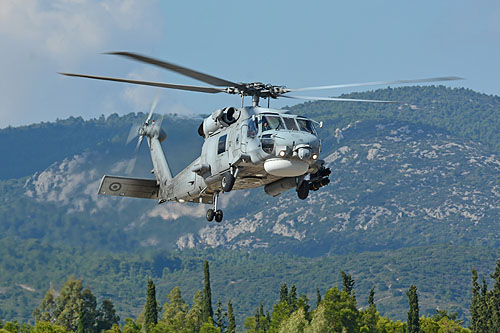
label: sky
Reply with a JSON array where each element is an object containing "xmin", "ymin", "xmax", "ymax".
[{"xmin": 1, "ymin": 0, "xmax": 499, "ymax": 128}]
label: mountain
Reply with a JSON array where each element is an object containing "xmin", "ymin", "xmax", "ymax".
[{"xmin": 1, "ymin": 86, "xmax": 500, "ymax": 324}]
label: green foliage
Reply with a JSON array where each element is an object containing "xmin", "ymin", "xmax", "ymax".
[
  {"xmin": 144, "ymin": 278, "xmax": 158, "ymax": 331},
  {"xmin": 227, "ymin": 300, "xmax": 235, "ymax": 333},
  {"xmin": 31, "ymin": 321, "xmax": 68, "ymax": 333},
  {"xmin": 490, "ymin": 259, "xmax": 500, "ymax": 332},
  {"xmin": 202, "ymin": 260, "xmax": 213, "ymax": 323},
  {"xmin": 406, "ymin": 285, "xmax": 420, "ymax": 333},
  {"xmin": 341, "ymin": 271, "xmax": 355, "ymax": 295},
  {"xmin": 279, "ymin": 283, "xmax": 288, "ymax": 306},
  {"xmin": 31, "ymin": 277, "xmax": 118, "ymax": 333}
]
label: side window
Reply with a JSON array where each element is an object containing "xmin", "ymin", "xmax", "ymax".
[
  {"xmin": 217, "ymin": 135, "xmax": 227, "ymax": 154},
  {"xmin": 247, "ymin": 118, "xmax": 257, "ymax": 138}
]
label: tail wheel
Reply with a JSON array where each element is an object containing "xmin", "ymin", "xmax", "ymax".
[
  {"xmin": 221, "ymin": 172, "xmax": 235, "ymax": 192},
  {"xmin": 215, "ymin": 210, "xmax": 223, "ymax": 223},
  {"xmin": 297, "ymin": 181, "xmax": 309, "ymax": 200},
  {"xmin": 206, "ymin": 209, "xmax": 215, "ymax": 222}
]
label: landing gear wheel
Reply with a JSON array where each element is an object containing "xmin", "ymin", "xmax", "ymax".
[
  {"xmin": 297, "ymin": 181, "xmax": 310, "ymax": 200},
  {"xmin": 221, "ymin": 172, "xmax": 235, "ymax": 192},
  {"xmin": 215, "ymin": 210, "xmax": 223, "ymax": 223},
  {"xmin": 206, "ymin": 209, "xmax": 215, "ymax": 222}
]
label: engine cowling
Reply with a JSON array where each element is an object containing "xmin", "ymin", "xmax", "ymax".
[{"xmin": 198, "ymin": 107, "xmax": 239, "ymax": 138}]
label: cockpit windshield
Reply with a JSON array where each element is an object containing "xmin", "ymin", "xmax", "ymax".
[
  {"xmin": 261, "ymin": 115, "xmax": 284, "ymax": 131},
  {"xmin": 297, "ymin": 118, "xmax": 316, "ymax": 134}
]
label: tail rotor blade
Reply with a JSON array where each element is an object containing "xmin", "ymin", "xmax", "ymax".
[
  {"xmin": 126, "ymin": 123, "xmax": 140, "ymax": 144},
  {"xmin": 125, "ymin": 156, "xmax": 137, "ymax": 175},
  {"xmin": 135, "ymin": 135, "xmax": 144, "ymax": 153},
  {"xmin": 156, "ymin": 113, "xmax": 164, "ymax": 129},
  {"xmin": 145, "ymin": 96, "xmax": 159, "ymax": 124}
]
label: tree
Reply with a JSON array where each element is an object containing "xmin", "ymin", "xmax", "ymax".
[
  {"xmin": 270, "ymin": 301, "xmax": 291, "ymax": 332},
  {"xmin": 186, "ymin": 290, "xmax": 204, "ymax": 332},
  {"xmin": 53, "ymin": 277, "xmax": 84, "ymax": 332},
  {"xmin": 297, "ymin": 294, "xmax": 311, "ymax": 321},
  {"xmin": 33, "ymin": 287, "xmax": 57, "ymax": 323},
  {"xmin": 31, "ymin": 321, "xmax": 67, "ymax": 333},
  {"xmin": 316, "ymin": 288, "xmax": 322, "ymax": 308},
  {"xmin": 214, "ymin": 298, "xmax": 225, "ymax": 332},
  {"xmin": 406, "ymin": 285, "xmax": 419, "ymax": 333},
  {"xmin": 361, "ymin": 287, "xmax": 378, "ymax": 332},
  {"xmin": 227, "ymin": 299, "xmax": 236, "ymax": 333},
  {"xmin": 341, "ymin": 271, "xmax": 355, "ymax": 295},
  {"xmin": 279, "ymin": 283, "xmax": 288, "ymax": 305},
  {"xmin": 200, "ymin": 318, "xmax": 221, "ymax": 333},
  {"xmin": 77, "ymin": 311, "xmax": 84, "ymax": 333},
  {"xmin": 144, "ymin": 278, "xmax": 158, "ymax": 331},
  {"xmin": 96, "ymin": 299, "xmax": 120, "ymax": 332},
  {"xmin": 491, "ymin": 259, "xmax": 500, "ymax": 332},
  {"xmin": 279, "ymin": 307, "xmax": 307, "ymax": 333},
  {"xmin": 368, "ymin": 287, "xmax": 375, "ymax": 308},
  {"xmin": 289, "ymin": 285, "xmax": 298, "ymax": 312},
  {"xmin": 161, "ymin": 286, "xmax": 188, "ymax": 331},
  {"xmin": 80, "ymin": 288, "xmax": 97, "ymax": 331},
  {"xmin": 202, "ymin": 260, "xmax": 214, "ymax": 323}
]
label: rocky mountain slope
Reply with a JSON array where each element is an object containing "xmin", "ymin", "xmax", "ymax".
[{"xmin": 2, "ymin": 86, "xmax": 500, "ymax": 323}]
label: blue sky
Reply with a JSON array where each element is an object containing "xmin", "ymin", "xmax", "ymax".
[{"xmin": 1, "ymin": 0, "xmax": 499, "ymax": 127}]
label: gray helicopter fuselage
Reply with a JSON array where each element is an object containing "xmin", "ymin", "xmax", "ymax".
[{"xmin": 156, "ymin": 106, "xmax": 323, "ymax": 205}]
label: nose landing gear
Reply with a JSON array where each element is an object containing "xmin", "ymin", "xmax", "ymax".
[{"xmin": 206, "ymin": 191, "xmax": 223, "ymax": 222}]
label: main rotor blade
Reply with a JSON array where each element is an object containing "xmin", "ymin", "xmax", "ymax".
[
  {"xmin": 107, "ymin": 52, "xmax": 240, "ymax": 88},
  {"xmin": 281, "ymin": 95, "xmax": 398, "ymax": 103},
  {"xmin": 59, "ymin": 73, "xmax": 225, "ymax": 94},
  {"xmin": 287, "ymin": 76, "xmax": 464, "ymax": 92}
]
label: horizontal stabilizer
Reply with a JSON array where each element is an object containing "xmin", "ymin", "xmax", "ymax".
[{"xmin": 98, "ymin": 175, "xmax": 159, "ymax": 199}]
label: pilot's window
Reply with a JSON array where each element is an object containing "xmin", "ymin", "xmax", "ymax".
[
  {"xmin": 261, "ymin": 134, "xmax": 274, "ymax": 154},
  {"xmin": 283, "ymin": 117, "xmax": 299, "ymax": 131},
  {"xmin": 247, "ymin": 119, "xmax": 257, "ymax": 138},
  {"xmin": 217, "ymin": 135, "xmax": 227, "ymax": 154},
  {"xmin": 297, "ymin": 119, "xmax": 316, "ymax": 134},
  {"xmin": 261, "ymin": 115, "xmax": 284, "ymax": 131}
]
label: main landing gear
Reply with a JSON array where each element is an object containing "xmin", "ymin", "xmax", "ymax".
[{"xmin": 206, "ymin": 191, "xmax": 223, "ymax": 223}]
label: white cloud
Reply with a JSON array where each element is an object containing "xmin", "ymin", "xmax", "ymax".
[{"xmin": 0, "ymin": 0, "xmax": 164, "ymax": 127}]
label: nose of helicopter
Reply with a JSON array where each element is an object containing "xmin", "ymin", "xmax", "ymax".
[{"xmin": 263, "ymin": 131, "xmax": 321, "ymax": 177}]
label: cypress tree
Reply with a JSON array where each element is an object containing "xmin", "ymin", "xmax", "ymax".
[
  {"xmin": 491, "ymin": 259, "xmax": 500, "ymax": 332},
  {"xmin": 227, "ymin": 299, "xmax": 236, "ymax": 333},
  {"xmin": 214, "ymin": 298, "xmax": 225, "ymax": 331},
  {"xmin": 202, "ymin": 260, "xmax": 213, "ymax": 322},
  {"xmin": 255, "ymin": 307, "xmax": 261, "ymax": 332},
  {"xmin": 144, "ymin": 278, "xmax": 158, "ymax": 331},
  {"xmin": 406, "ymin": 285, "xmax": 420, "ymax": 333},
  {"xmin": 471, "ymin": 269, "xmax": 481, "ymax": 332},
  {"xmin": 341, "ymin": 271, "xmax": 355, "ymax": 295},
  {"xmin": 316, "ymin": 288, "xmax": 322, "ymax": 308},
  {"xmin": 368, "ymin": 286, "xmax": 375, "ymax": 308},
  {"xmin": 289, "ymin": 284, "xmax": 298, "ymax": 311},
  {"xmin": 279, "ymin": 283, "xmax": 288, "ymax": 305}
]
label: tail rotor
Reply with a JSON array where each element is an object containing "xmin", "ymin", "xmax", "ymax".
[{"xmin": 125, "ymin": 97, "xmax": 160, "ymax": 174}]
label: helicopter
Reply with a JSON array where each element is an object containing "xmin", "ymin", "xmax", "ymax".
[{"xmin": 60, "ymin": 52, "xmax": 462, "ymax": 222}]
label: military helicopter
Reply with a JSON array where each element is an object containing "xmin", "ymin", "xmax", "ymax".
[{"xmin": 60, "ymin": 52, "xmax": 462, "ymax": 222}]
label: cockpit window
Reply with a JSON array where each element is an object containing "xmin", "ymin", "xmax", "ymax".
[
  {"xmin": 297, "ymin": 119, "xmax": 316, "ymax": 134},
  {"xmin": 261, "ymin": 115, "xmax": 284, "ymax": 132},
  {"xmin": 247, "ymin": 118, "xmax": 257, "ymax": 138},
  {"xmin": 283, "ymin": 117, "xmax": 299, "ymax": 131}
]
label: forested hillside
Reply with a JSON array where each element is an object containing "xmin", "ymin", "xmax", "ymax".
[{"xmin": 1, "ymin": 86, "xmax": 500, "ymax": 329}]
